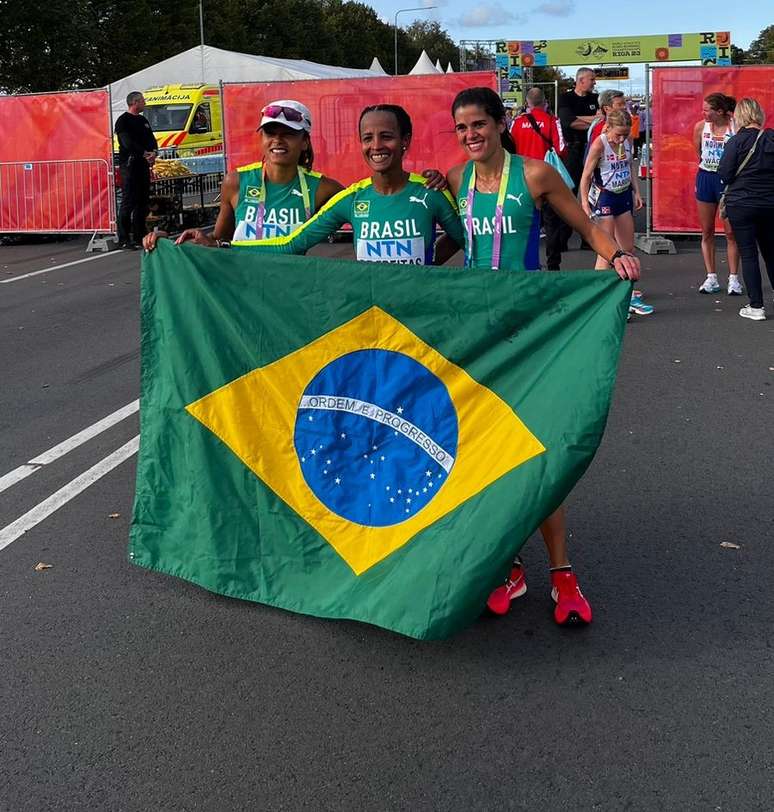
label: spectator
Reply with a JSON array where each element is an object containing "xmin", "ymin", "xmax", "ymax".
[
  {"xmin": 718, "ymin": 98, "xmax": 774, "ymax": 321},
  {"xmin": 557, "ymin": 68, "xmax": 599, "ymax": 250},
  {"xmin": 511, "ymin": 87, "xmax": 567, "ymax": 270},
  {"xmin": 693, "ymin": 93, "xmax": 741, "ymax": 295},
  {"xmin": 587, "ymin": 89, "xmax": 626, "ymax": 146},
  {"xmin": 114, "ymin": 92, "xmax": 157, "ymax": 249}
]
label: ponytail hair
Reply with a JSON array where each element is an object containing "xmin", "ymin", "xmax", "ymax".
[
  {"xmin": 705, "ymin": 93, "xmax": 736, "ymax": 115},
  {"xmin": 605, "ymin": 109, "xmax": 632, "ymax": 130},
  {"xmin": 451, "ymin": 86, "xmax": 515, "ymax": 154}
]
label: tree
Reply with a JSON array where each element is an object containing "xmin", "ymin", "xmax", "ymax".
[
  {"xmin": 403, "ymin": 20, "xmax": 457, "ymax": 73},
  {"xmin": 746, "ymin": 25, "xmax": 774, "ymax": 64}
]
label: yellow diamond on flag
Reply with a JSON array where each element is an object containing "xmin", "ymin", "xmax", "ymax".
[{"xmin": 186, "ymin": 306, "xmax": 545, "ymax": 575}]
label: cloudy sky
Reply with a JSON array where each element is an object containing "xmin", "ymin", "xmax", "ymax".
[{"xmin": 375, "ymin": 0, "xmax": 769, "ymax": 90}]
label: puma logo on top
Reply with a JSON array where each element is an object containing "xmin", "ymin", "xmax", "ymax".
[
  {"xmin": 409, "ymin": 192, "xmax": 429, "ymax": 209},
  {"xmin": 506, "ymin": 193, "xmax": 524, "ymax": 206}
]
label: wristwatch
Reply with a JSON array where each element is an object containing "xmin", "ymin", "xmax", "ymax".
[
  {"xmin": 215, "ymin": 239, "xmax": 231, "ymax": 249},
  {"xmin": 608, "ymin": 249, "xmax": 632, "ymax": 266}
]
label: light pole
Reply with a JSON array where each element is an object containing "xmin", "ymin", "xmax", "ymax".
[
  {"xmin": 393, "ymin": 6, "xmax": 437, "ymax": 76},
  {"xmin": 199, "ymin": 0, "xmax": 206, "ymax": 83}
]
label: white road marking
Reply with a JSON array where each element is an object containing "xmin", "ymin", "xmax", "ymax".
[
  {"xmin": 0, "ymin": 435, "xmax": 140, "ymax": 552},
  {"xmin": 0, "ymin": 399, "xmax": 139, "ymax": 495},
  {"xmin": 0, "ymin": 250, "xmax": 124, "ymax": 284}
]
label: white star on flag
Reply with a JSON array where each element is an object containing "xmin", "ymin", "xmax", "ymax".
[{"xmin": 370, "ymin": 473, "xmax": 376, "ymax": 480}]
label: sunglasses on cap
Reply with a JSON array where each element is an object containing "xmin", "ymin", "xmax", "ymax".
[{"xmin": 262, "ymin": 105, "xmax": 309, "ymax": 124}]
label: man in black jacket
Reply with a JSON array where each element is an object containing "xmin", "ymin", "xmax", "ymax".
[
  {"xmin": 115, "ymin": 92, "xmax": 158, "ymax": 249},
  {"xmin": 557, "ymin": 68, "xmax": 599, "ymax": 252}
]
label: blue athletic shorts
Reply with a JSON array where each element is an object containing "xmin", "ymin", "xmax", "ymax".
[
  {"xmin": 592, "ymin": 187, "xmax": 633, "ymax": 218},
  {"xmin": 695, "ymin": 168, "xmax": 724, "ymax": 204}
]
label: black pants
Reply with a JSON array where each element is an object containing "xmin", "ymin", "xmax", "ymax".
[
  {"xmin": 727, "ymin": 205, "xmax": 774, "ymax": 309},
  {"xmin": 543, "ymin": 142, "xmax": 585, "ymax": 269},
  {"xmin": 118, "ymin": 160, "xmax": 150, "ymax": 245}
]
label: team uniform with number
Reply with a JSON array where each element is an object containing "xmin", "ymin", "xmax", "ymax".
[
  {"xmin": 589, "ymin": 134, "xmax": 633, "ymax": 218},
  {"xmin": 234, "ymin": 174, "xmax": 463, "ymax": 265},
  {"xmin": 695, "ymin": 121, "xmax": 735, "ymax": 204},
  {"xmin": 232, "ymin": 162, "xmax": 324, "ymax": 241}
]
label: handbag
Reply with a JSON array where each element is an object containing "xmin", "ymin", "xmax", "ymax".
[
  {"xmin": 719, "ymin": 129, "xmax": 763, "ymax": 219},
  {"xmin": 526, "ymin": 113, "xmax": 575, "ymax": 189}
]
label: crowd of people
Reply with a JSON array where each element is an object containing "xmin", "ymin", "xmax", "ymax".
[{"xmin": 135, "ymin": 72, "xmax": 772, "ymax": 627}]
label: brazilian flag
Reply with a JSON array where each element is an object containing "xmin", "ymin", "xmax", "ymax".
[{"xmin": 130, "ymin": 241, "xmax": 629, "ymax": 639}]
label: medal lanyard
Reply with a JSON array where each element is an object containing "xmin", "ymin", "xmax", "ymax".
[
  {"xmin": 465, "ymin": 150, "xmax": 511, "ymax": 270},
  {"xmin": 255, "ymin": 165, "xmax": 311, "ymax": 235}
]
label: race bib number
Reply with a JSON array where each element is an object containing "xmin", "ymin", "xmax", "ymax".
[{"xmin": 356, "ymin": 237, "xmax": 425, "ymax": 264}]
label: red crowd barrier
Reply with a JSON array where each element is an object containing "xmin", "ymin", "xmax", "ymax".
[
  {"xmin": 222, "ymin": 72, "xmax": 497, "ymax": 185},
  {"xmin": 0, "ymin": 90, "xmax": 114, "ymax": 233},
  {"xmin": 652, "ymin": 66, "xmax": 774, "ymax": 233}
]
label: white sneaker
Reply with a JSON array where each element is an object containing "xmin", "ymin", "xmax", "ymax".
[
  {"xmin": 699, "ymin": 276, "xmax": 721, "ymax": 294},
  {"xmin": 739, "ymin": 305, "xmax": 766, "ymax": 321},
  {"xmin": 727, "ymin": 276, "xmax": 744, "ymax": 296}
]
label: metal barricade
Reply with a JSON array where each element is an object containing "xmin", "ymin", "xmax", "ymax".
[{"xmin": 0, "ymin": 159, "xmax": 116, "ymax": 235}]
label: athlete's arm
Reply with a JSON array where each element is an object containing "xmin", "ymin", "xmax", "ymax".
[
  {"xmin": 315, "ymin": 176, "xmax": 345, "ymax": 210},
  {"xmin": 524, "ymin": 160, "xmax": 640, "ymax": 281},
  {"xmin": 446, "ymin": 164, "xmax": 465, "ymax": 200},
  {"xmin": 579, "ymin": 138, "xmax": 603, "ymax": 216},
  {"xmin": 233, "ymin": 186, "xmax": 352, "ymax": 253},
  {"xmin": 431, "ymin": 189, "xmax": 464, "ymax": 265},
  {"xmin": 629, "ymin": 150, "xmax": 643, "ymax": 210},
  {"xmin": 692, "ymin": 121, "xmax": 704, "ymax": 160},
  {"xmin": 172, "ymin": 171, "xmax": 239, "ymax": 248}
]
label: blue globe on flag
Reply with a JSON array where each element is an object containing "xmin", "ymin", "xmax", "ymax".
[{"xmin": 293, "ymin": 349, "xmax": 459, "ymax": 527}]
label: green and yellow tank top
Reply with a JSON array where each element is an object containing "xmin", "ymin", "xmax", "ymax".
[
  {"xmin": 234, "ymin": 173, "xmax": 464, "ymax": 265},
  {"xmin": 458, "ymin": 153, "xmax": 541, "ymax": 271},
  {"xmin": 232, "ymin": 162, "xmax": 324, "ymax": 241}
]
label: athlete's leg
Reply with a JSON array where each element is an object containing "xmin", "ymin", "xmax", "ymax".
[
  {"xmin": 697, "ymin": 200, "xmax": 718, "ymax": 277},
  {"xmin": 539, "ymin": 506, "xmax": 569, "ymax": 568},
  {"xmin": 613, "ymin": 210, "xmax": 635, "ymax": 254},
  {"xmin": 723, "ymin": 220, "xmax": 740, "ymax": 278},
  {"xmin": 593, "ymin": 216, "xmax": 616, "ymax": 270}
]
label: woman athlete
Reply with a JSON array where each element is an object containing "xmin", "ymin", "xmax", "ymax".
[
  {"xmin": 693, "ymin": 93, "xmax": 742, "ymax": 296},
  {"xmin": 144, "ymin": 100, "xmax": 343, "ymax": 251},
  {"xmin": 580, "ymin": 109, "xmax": 652, "ymax": 316},
  {"xmin": 446, "ymin": 87, "xmax": 639, "ymax": 626},
  {"xmin": 232, "ymin": 104, "xmax": 464, "ymax": 264}
]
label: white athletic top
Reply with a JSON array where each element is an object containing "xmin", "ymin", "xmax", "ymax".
[
  {"xmin": 595, "ymin": 134, "xmax": 632, "ymax": 193},
  {"xmin": 699, "ymin": 121, "xmax": 736, "ymax": 172}
]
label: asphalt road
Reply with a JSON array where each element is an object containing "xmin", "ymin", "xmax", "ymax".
[{"xmin": 1, "ymin": 234, "xmax": 773, "ymax": 811}]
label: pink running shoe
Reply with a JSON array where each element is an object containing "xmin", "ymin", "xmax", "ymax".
[
  {"xmin": 551, "ymin": 570, "xmax": 592, "ymax": 626},
  {"xmin": 487, "ymin": 561, "xmax": 527, "ymax": 615}
]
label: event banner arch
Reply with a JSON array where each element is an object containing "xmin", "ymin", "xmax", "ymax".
[
  {"xmin": 222, "ymin": 72, "xmax": 497, "ymax": 186},
  {"xmin": 652, "ymin": 66, "xmax": 774, "ymax": 233},
  {"xmin": 0, "ymin": 90, "xmax": 115, "ymax": 233}
]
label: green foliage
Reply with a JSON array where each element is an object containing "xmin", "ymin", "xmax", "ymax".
[
  {"xmin": 746, "ymin": 25, "xmax": 774, "ymax": 64},
  {"xmin": 0, "ymin": 0, "xmax": 459, "ymax": 93}
]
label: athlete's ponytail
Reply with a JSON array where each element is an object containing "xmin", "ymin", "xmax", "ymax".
[{"xmin": 451, "ymin": 86, "xmax": 515, "ymax": 154}]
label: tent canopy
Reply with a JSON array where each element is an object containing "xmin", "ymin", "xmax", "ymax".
[
  {"xmin": 369, "ymin": 57, "xmax": 388, "ymax": 75},
  {"xmin": 408, "ymin": 50, "xmax": 441, "ymax": 76},
  {"xmin": 109, "ymin": 46, "xmax": 377, "ymax": 119}
]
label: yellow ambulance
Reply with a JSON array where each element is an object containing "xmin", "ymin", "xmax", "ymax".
[{"xmin": 116, "ymin": 84, "xmax": 223, "ymax": 156}]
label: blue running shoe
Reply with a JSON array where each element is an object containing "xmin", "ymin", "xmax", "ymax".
[{"xmin": 629, "ymin": 295, "xmax": 654, "ymax": 315}]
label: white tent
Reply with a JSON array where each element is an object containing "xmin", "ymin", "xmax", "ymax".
[
  {"xmin": 434, "ymin": 59, "xmax": 443, "ymax": 72},
  {"xmin": 408, "ymin": 50, "xmax": 441, "ymax": 76},
  {"xmin": 109, "ymin": 46, "xmax": 375, "ymax": 119},
  {"xmin": 369, "ymin": 57, "xmax": 388, "ymax": 75},
  {"xmin": 446, "ymin": 62, "xmax": 455, "ymax": 73}
]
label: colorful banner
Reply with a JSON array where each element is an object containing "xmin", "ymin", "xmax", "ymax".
[
  {"xmin": 222, "ymin": 73, "xmax": 497, "ymax": 186},
  {"xmin": 131, "ymin": 243, "xmax": 629, "ymax": 639},
  {"xmin": 652, "ymin": 66, "xmax": 774, "ymax": 233},
  {"xmin": 0, "ymin": 90, "xmax": 114, "ymax": 233},
  {"xmin": 496, "ymin": 32, "xmax": 732, "ymax": 68}
]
